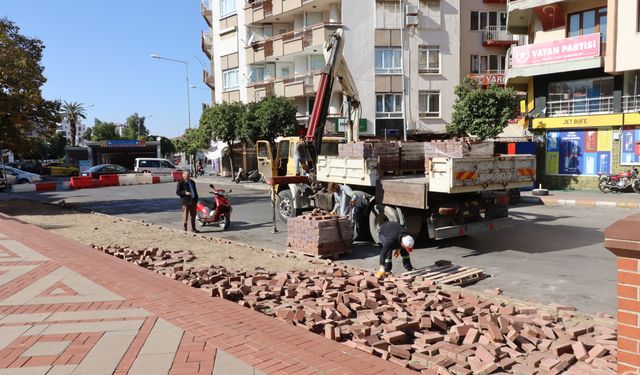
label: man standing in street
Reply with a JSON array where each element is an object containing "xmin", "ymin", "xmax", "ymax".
[
  {"xmin": 176, "ymin": 171, "xmax": 199, "ymax": 233},
  {"xmin": 328, "ymin": 182, "xmax": 361, "ymax": 239},
  {"xmin": 376, "ymin": 221, "xmax": 415, "ymax": 278}
]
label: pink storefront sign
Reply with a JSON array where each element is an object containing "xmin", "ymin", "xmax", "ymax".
[{"xmin": 511, "ymin": 33, "xmax": 601, "ymax": 68}]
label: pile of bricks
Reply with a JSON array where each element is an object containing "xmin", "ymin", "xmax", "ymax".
[
  {"xmin": 94, "ymin": 245, "xmax": 196, "ymax": 271},
  {"xmin": 338, "ymin": 141, "xmax": 401, "ymax": 174},
  {"xmin": 94, "ymin": 245, "xmax": 618, "ymax": 374},
  {"xmin": 287, "ymin": 213, "xmax": 353, "ymax": 258},
  {"xmin": 400, "ymin": 142, "xmax": 427, "ymax": 172},
  {"xmin": 423, "ymin": 140, "xmax": 494, "ymax": 159}
]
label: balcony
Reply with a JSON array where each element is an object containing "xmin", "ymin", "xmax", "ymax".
[
  {"xmin": 623, "ymin": 95, "xmax": 640, "ymax": 113},
  {"xmin": 481, "ymin": 26, "xmax": 524, "ymax": 47},
  {"xmin": 201, "ymin": 1, "xmax": 212, "ymax": 27},
  {"xmin": 203, "ymin": 70, "xmax": 215, "ymax": 89},
  {"xmin": 547, "ymin": 96, "xmax": 613, "ymax": 117},
  {"xmin": 466, "ymin": 71, "xmax": 505, "ymax": 86},
  {"xmin": 245, "ymin": 0, "xmax": 337, "ymax": 24},
  {"xmin": 247, "ymin": 70, "xmax": 322, "ymax": 102},
  {"xmin": 201, "ymin": 31, "xmax": 213, "ymax": 59},
  {"xmin": 505, "ymin": 33, "xmax": 604, "ymax": 85},
  {"xmin": 507, "ymin": 0, "xmax": 564, "ymax": 34},
  {"xmin": 246, "ymin": 22, "xmax": 341, "ymax": 64}
]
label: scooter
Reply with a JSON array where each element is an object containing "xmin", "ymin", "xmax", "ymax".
[
  {"xmin": 598, "ymin": 168, "xmax": 640, "ymax": 193},
  {"xmin": 195, "ymin": 184, "xmax": 232, "ymax": 230}
]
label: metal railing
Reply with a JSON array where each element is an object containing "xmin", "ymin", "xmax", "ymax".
[
  {"xmin": 623, "ymin": 95, "xmax": 640, "ymax": 113},
  {"xmin": 248, "ymin": 70, "xmax": 321, "ymax": 89},
  {"xmin": 547, "ymin": 96, "xmax": 614, "ymax": 117},
  {"xmin": 482, "ymin": 26, "xmax": 524, "ymax": 46},
  {"xmin": 249, "ymin": 22, "xmax": 341, "ymax": 60}
]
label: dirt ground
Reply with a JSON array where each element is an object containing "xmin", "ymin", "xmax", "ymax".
[{"xmin": 0, "ymin": 199, "xmax": 324, "ymax": 273}]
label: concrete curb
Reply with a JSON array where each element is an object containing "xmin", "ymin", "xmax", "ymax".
[{"xmin": 520, "ymin": 195, "xmax": 640, "ymax": 209}]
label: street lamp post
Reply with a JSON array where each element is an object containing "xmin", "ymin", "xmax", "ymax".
[{"xmin": 150, "ymin": 55, "xmax": 192, "ymax": 129}]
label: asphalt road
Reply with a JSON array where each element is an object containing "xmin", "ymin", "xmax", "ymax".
[{"xmin": 3, "ymin": 179, "xmax": 629, "ymax": 315}]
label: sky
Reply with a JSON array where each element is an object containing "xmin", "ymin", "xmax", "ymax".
[{"xmin": 2, "ymin": 0, "xmax": 212, "ymax": 138}]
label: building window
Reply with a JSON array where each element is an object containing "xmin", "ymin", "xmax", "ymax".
[
  {"xmin": 567, "ymin": 7, "xmax": 607, "ymax": 38},
  {"xmin": 307, "ymin": 96, "xmax": 316, "ymax": 115},
  {"xmin": 421, "ymin": 0, "xmax": 441, "ymax": 29},
  {"xmin": 470, "ymin": 54, "xmax": 506, "ymax": 73},
  {"xmin": 376, "ymin": 94, "xmax": 403, "ymax": 118},
  {"xmin": 418, "ymin": 46, "xmax": 440, "ymax": 74},
  {"xmin": 375, "ymin": 48, "xmax": 402, "ymax": 74},
  {"xmin": 309, "ymin": 55, "xmax": 325, "ymax": 71},
  {"xmin": 249, "ymin": 66, "xmax": 265, "ymax": 83},
  {"xmin": 419, "ymin": 91, "xmax": 440, "ymax": 118},
  {"xmin": 220, "ymin": 0, "xmax": 236, "ymax": 18},
  {"xmin": 547, "ymin": 77, "xmax": 614, "ymax": 116},
  {"xmin": 376, "ymin": 1, "xmax": 402, "ymax": 29},
  {"xmin": 222, "ymin": 68, "xmax": 239, "ymax": 91},
  {"xmin": 470, "ymin": 11, "xmax": 506, "ymax": 31}
]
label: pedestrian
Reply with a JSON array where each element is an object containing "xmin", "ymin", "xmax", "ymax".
[
  {"xmin": 327, "ymin": 182, "xmax": 361, "ymax": 239},
  {"xmin": 176, "ymin": 171, "xmax": 199, "ymax": 233},
  {"xmin": 375, "ymin": 221, "xmax": 415, "ymax": 278}
]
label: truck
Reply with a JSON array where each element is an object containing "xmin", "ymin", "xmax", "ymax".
[{"xmin": 264, "ymin": 28, "xmax": 535, "ymax": 243}]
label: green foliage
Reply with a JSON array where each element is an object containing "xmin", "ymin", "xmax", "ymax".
[
  {"xmin": 60, "ymin": 101, "xmax": 87, "ymax": 146},
  {"xmin": 122, "ymin": 113, "xmax": 149, "ymax": 140},
  {"xmin": 21, "ymin": 132, "xmax": 67, "ymax": 160},
  {"xmin": 447, "ymin": 78, "xmax": 519, "ymax": 140},
  {"xmin": 248, "ymin": 96, "xmax": 298, "ymax": 144},
  {"xmin": 0, "ymin": 18, "xmax": 61, "ymax": 153},
  {"xmin": 148, "ymin": 135, "xmax": 176, "ymax": 158},
  {"xmin": 47, "ymin": 132, "xmax": 67, "ymax": 159},
  {"xmin": 91, "ymin": 118, "xmax": 120, "ymax": 141},
  {"xmin": 82, "ymin": 127, "xmax": 93, "ymax": 141},
  {"xmin": 175, "ymin": 128, "xmax": 208, "ymax": 158},
  {"xmin": 200, "ymin": 102, "xmax": 245, "ymax": 147}
]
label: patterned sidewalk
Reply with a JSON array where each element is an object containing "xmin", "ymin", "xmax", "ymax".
[{"xmin": 0, "ymin": 213, "xmax": 409, "ymax": 375}]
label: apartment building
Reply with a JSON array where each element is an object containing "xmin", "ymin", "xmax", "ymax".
[
  {"xmin": 505, "ymin": 0, "xmax": 640, "ymax": 190},
  {"xmin": 201, "ymin": 0, "xmax": 520, "ymax": 139}
]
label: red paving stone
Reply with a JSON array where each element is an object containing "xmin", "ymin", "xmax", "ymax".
[{"xmin": 0, "ymin": 213, "xmax": 413, "ymax": 374}]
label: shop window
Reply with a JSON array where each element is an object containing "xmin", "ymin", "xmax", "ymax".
[{"xmin": 547, "ymin": 77, "xmax": 614, "ymax": 116}]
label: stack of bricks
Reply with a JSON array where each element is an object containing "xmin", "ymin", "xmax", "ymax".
[
  {"xmin": 95, "ymin": 242, "xmax": 618, "ymax": 374},
  {"xmin": 339, "ymin": 141, "xmax": 401, "ymax": 174},
  {"xmin": 399, "ymin": 142, "xmax": 427, "ymax": 172},
  {"xmin": 287, "ymin": 214, "xmax": 353, "ymax": 258}
]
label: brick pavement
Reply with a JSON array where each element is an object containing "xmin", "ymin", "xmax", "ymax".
[{"xmin": 0, "ymin": 213, "xmax": 412, "ymax": 375}]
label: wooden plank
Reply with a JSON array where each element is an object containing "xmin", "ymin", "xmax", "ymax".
[
  {"xmin": 376, "ymin": 176, "xmax": 428, "ymax": 210},
  {"xmin": 436, "ymin": 269, "xmax": 485, "ymax": 284}
]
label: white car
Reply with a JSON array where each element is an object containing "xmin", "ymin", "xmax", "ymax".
[
  {"xmin": 0, "ymin": 165, "xmax": 43, "ymax": 184},
  {"xmin": 134, "ymin": 158, "xmax": 183, "ymax": 174}
]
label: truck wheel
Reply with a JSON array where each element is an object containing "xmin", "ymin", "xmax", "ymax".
[
  {"xmin": 368, "ymin": 204, "xmax": 401, "ymax": 244},
  {"xmin": 276, "ymin": 190, "xmax": 296, "ymax": 223},
  {"xmin": 508, "ymin": 189, "xmax": 521, "ymax": 205}
]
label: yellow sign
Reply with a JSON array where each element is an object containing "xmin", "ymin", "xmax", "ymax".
[
  {"xmin": 533, "ymin": 114, "xmax": 623, "ymax": 129},
  {"xmin": 625, "ymin": 113, "xmax": 640, "ymax": 125},
  {"xmin": 545, "ymin": 152, "xmax": 559, "ymax": 175},
  {"xmin": 597, "ymin": 128, "xmax": 612, "ymax": 151}
]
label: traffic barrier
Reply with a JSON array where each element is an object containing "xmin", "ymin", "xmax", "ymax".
[
  {"xmin": 99, "ymin": 174, "xmax": 120, "ymax": 187},
  {"xmin": 118, "ymin": 174, "xmax": 138, "ymax": 186},
  {"xmin": 10, "ymin": 184, "xmax": 36, "ymax": 193},
  {"xmin": 135, "ymin": 173, "xmax": 153, "ymax": 185},
  {"xmin": 159, "ymin": 175, "xmax": 174, "ymax": 183},
  {"xmin": 89, "ymin": 179, "xmax": 104, "ymax": 189},
  {"xmin": 35, "ymin": 182, "xmax": 57, "ymax": 192},
  {"xmin": 152, "ymin": 176, "xmax": 160, "ymax": 184},
  {"xmin": 172, "ymin": 171, "xmax": 182, "ymax": 181},
  {"xmin": 70, "ymin": 176, "xmax": 92, "ymax": 189}
]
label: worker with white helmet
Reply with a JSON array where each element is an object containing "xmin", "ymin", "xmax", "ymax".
[{"xmin": 376, "ymin": 221, "xmax": 415, "ymax": 278}]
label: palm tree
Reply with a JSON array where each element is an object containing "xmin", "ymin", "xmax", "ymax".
[{"xmin": 60, "ymin": 101, "xmax": 87, "ymax": 146}]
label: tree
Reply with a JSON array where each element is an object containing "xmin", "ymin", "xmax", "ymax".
[
  {"xmin": 447, "ymin": 78, "xmax": 519, "ymax": 140},
  {"xmin": 91, "ymin": 118, "xmax": 119, "ymax": 141},
  {"xmin": 251, "ymin": 96, "xmax": 298, "ymax": 144},
  {"xmin": 21, "ymin": 132, "xmax": 66, "ymax": 160},
  {"xmin": 0, "ymin": 18, "xmax": 60, "ymax": 154},
  {"xmin": 148, "ymin": 135, "xmax": 176, "ymax": 158},
  {"xmin": 200, "ymin": 102, "xmax": 245, "ymax": 178},
  {"xmin": 122, "ymin": 113, "xmax": 148, "ymax": 140},
  {"xmin": 47, "ymin": 132, "xmax": 67, "ymax": 159},
  {"xmin": 175, "ymin": 128, "xmax": 208, "ymax": 171},
  {"xmin": 60, "ymin": 101, "xmax": 87, "ymax": 146},
  {"xmin": 82, "ymin": 127, "xmax": 93, "ymax": 141}
]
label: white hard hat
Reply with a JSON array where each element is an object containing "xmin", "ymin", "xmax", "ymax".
[{"xmin": 401, "ymin": 235, "xmax": 415, "ymax": 250}]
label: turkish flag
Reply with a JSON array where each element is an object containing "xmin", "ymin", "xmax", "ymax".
[{"xmin": 534, "ymin": 4, "xmax": 565, "ymax": 31}]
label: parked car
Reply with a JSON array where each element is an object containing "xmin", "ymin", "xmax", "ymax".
[
  {"xmin": 81, "ymin": 164, "xmax": 129, "ymax": 179},
  {"xmin": 7, "ymin": 160, "xmax": 49, "ymax": 175},
  {"xmin": 134, "ymin": 158, "xmax": 182, "ymax": 174},
  {"xmin": 44, "ymin": 162, "xmax": 79, "ymax": 176},
  {"xmin": 0, "ymin": 166, "xmax": 43, "ymax": 184},
  {"xmin": 0, "ymin": 173, "xmax": 6, "ymax": 191}
]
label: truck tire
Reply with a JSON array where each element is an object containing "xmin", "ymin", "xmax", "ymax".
[
  {"xmin": 508, "ymin": 189, "xmax": 521, "ymax": 205},
  {"xmin": 368, "ymin": 204, "xmax": 401, "ymax": 244},
  {"xmin": 276, "ymin": 189, "xmax": 296, "ymax": 223},
  {"xmin": 532, "ymin": 188, "xmax": 549, "ymax": 196}
]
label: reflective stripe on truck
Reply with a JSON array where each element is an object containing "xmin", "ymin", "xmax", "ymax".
[{"xmin": 434, "ymin": 217, "xmax": 513, "ymax": 240}]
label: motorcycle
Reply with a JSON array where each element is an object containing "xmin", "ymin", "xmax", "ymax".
[
  {"xmin": 195, "ymin": 184, "xmax": 232, "ymax": 229},
  {"xmin": 598, "ymin": 168, "xmax": 640, "ymax": 193},
  {"xmin": 234, "ymin": 168, "xmax": 262, "ymax": 184}
]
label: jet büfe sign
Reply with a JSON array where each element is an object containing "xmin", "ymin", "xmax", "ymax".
[{"xmin": 511, "ymin": 33, "xmax": 600, "ymax": 68}]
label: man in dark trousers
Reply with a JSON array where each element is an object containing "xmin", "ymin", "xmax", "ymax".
[
  {"xmin": 376, "ymin": 221, "xmax": 415, "ymax": 278},
  {"xmin": 176, "ymin": 171, "xmax": 199, "ymax": 232}
]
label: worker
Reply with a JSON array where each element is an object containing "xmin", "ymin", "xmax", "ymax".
[
  {"xmin": 294, "ymin": 143, "xmax": 308, "ymax": 176},
  {"xmin": 376, "ymin": 221, "xmax": 415, "ymax": 278},
  {"xmin": 328, "ymin": 182, "xmax": 362, "ymax": 240}
]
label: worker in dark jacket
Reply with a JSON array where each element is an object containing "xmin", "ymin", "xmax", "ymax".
[
  {"xmin": 376, "ymin": 221, "xmax": 415, "ymax": 278},
  {"xmin": 176, "ymin": 171, "xmax": 199, "ymax": 232}
]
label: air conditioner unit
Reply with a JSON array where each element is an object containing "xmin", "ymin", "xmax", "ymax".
[
  {"xmin": 405, "ymin": 15, "xmax": 419, "ymax": 26},
  {"xmin": 405, "ymin": 5, "xmax": 418, "ymax": 15}
]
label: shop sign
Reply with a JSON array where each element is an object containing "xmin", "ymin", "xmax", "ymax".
[
  {"xmin": 512, "ymin": 33, "xmax": 600, "ymax": 68},
  {"xmin": 533, "ymin": 114, "xmax": 623, "ymax": 129},
  {"xmin": 546, "ymin": 128, "xmax": 612, "ymax": 176},
  {"xmin": 467, "ymin": 73, "xmax": 505, "ymax": 86}
]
